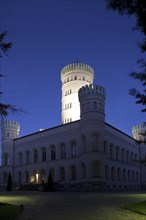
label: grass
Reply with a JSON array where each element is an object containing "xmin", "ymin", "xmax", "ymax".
[
  {"xmin": 124, "ymin": 200, "xmax": 146, "ymax": 215},
  {"xmin": 0, "ymin": 202, "xmax": 22, "ymax": 220}
]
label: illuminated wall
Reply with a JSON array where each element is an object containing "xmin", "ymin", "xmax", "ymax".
[{"xmin": 61, "ymin": 62, "xmax": 94, "ymax": 124}]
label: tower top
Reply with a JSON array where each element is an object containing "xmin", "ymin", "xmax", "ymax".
[
  {"xmin": 78, "ymin": 84, "xmax": 105, "ymax": 101},
  {"xmin": 61, "ymin": 62, "xmax": 94, "ymax": 80},
  {"xmin": 132, "ymin": 123, "xmax": 146, "ymax": 142},
  {"xmin": 1, "ymin": 120, "xmax": 20, "ymax": 140}
]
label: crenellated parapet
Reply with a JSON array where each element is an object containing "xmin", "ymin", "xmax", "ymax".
[
  {"xmin": 1, "ymin": 120, "xmax": 20, "ymax": 140},
  {"xmin": 132, "ymin": 123, "xmax": 146, "ymax": 142},
  {"xmin": 61, "ymin": 62, "xmax": 94, "ymax": 81},
  {"xmin": 78, "ymin": 84, "xmax": 105, "ymax": 101}
]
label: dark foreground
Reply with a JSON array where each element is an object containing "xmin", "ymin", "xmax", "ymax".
[{"xmin": 0, "ymin": 191, "xmax": 146, "ymax": 220}]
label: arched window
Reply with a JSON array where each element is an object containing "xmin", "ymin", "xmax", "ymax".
[
  {"xmin": 60, "ymin": 143, "xmax": 66, "ymax": 159},
  {"xmin": 105, "ymin": 165, "xmax": 109, "ymax": 180},
  {"xmin": 128, "ymin": 170, "xmax": 131, "ymax": 182},
  {"xmin": 3, "ymin": 153, "xmax": 9, "ymax": 166},
  {"xmin": 126, "ymin": 150, "xmax": 129, "ymax": 163},
  {"xmin": 123, "ymin": 169, "xmax": 126, "ymax": 182},
  {"xmin": 26, "ymin": 151, "xmax": 30, "ymax": 164},
  {"xmin": 132, "ymin": 171, "xmax": 135, "ymax": 182},
  {"xmin": 3, "ymin": 172, "xmax": 8, "ymax": 183},
  {"xmin": 42, "ymin": 147, "xmax": 46, "ymax": 161},
  {"xmin": 25, "ymin": 171, "xmax": 29, "ymax": 183},
  {"xmin": 116, "ymin": 146, "xmax": 119, "ymax": 161},
  {"xmin": 110, "ymin": 144, "xmax": 114, "ymax": 159},
  {"xmin": 51, "ymin": 146, "xmax": 56, "ymax": 160},
  {"xmin": 60, "ymin": 167, "xmax": 65, "ymax": 181},
  {"xmin": 104, "ymin": 141, "xmax": 108, "ymax": 156},
  {"xmin": 111, "ymin": 167, "xmax": 116, "ymax": 181},
  {"xmin": 92, "ymin": 161, "xmax": 100, "ymax": 178},
  {"xmin": 50, "ymin": 168, "xmax": 55, "ymax": 180},
  {"xmin": 117, "ymin": 168, "xmax": 121, "ymax": 181},
  {"xmin": 121, "ymin": 148, "xmax": 125, "ymax": 162},
  {"xmin": 70, "ymin": 166, "xmax": 76, "ymax": 181},
  {"xmin": 33, "ymin": 149, "xmax": 38, "ymax": 163},
  {"xmin": 81, "ymin": 163, "xmax": 86, "ymax": 179},
  {"xmin": 71, "ymin": 141, "xmax": 77, "ymax": 157},
  {"xmin": 18, "ymin": 152, "xmax": 23, "ymax": 165}
]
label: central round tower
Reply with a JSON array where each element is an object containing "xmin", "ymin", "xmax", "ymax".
[{"xmin": 61, "ymin": 62, "xmax": 94, "ymax": 124}]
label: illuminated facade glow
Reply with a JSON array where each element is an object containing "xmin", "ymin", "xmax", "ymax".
[
  {"xmin": 61, "ymin": 62, "xmax": 94, "ymax": 124},
  {"xmin": 0, "ymin": 62, "xmax": 146, "ymax": 191}
]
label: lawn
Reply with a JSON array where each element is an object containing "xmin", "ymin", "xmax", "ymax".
[
  {"xmin": 0, "ymin": 202, "xmax": 22, "ymax": 220},
  {"xmin": 124, "ymin": 200, "xmax": 146, "ymax": 215}
]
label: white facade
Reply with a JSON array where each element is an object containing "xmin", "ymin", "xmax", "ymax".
[
  {"xmin": 0, "ymin": 62, "xmax": 145, "ymax": 191},
  {"xmin": 61, "ymin": 63, "xmax": 94, "ymax": 124}
]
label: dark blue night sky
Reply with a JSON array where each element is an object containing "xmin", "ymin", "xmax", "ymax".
[{"xmin": 0, "ymin": 0, "xmax": 144, "ymax": 137}]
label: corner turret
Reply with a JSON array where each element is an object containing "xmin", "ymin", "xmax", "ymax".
[{"xmin": 78, "ymin": 84, "xmax": 106, "ymax": 124}]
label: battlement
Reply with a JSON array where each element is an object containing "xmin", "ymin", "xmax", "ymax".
[
  {"xmin": 61, "ymin": 62, "xmax": 94, "ymax": 79},
  {"xmin": 78, "ymin": 84, "xmax": 105, "ymax": 100}
]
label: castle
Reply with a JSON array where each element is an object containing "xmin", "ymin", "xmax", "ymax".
[{"xmin": 0, "ymin": 62, "xmax": 146, "ymax": 191}]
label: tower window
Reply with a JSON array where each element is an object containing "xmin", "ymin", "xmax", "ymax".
[
  {"xmin": 93, "ymin": 102, "xmax": 97, "ymax": 109},
  {"xmin": 87, "ymin": 102, "xmax": 90, "ymax": 109},
  {"xmin": 7, "ymin": 132, "xmax": 10, "ymax": 137}
]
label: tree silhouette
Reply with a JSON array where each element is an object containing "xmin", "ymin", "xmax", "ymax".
[
  {"xmin": 0, "ymin": 31, "xmax": 20, "ymax": 118},
  {"xmin": 107, "ymin": 0, "xmax": 146, "ymax": 112}
]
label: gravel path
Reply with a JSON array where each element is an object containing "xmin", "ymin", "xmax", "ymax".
[{"xmin": 0, "ymin": 191, "xmax": 146, "ymax": 220}]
